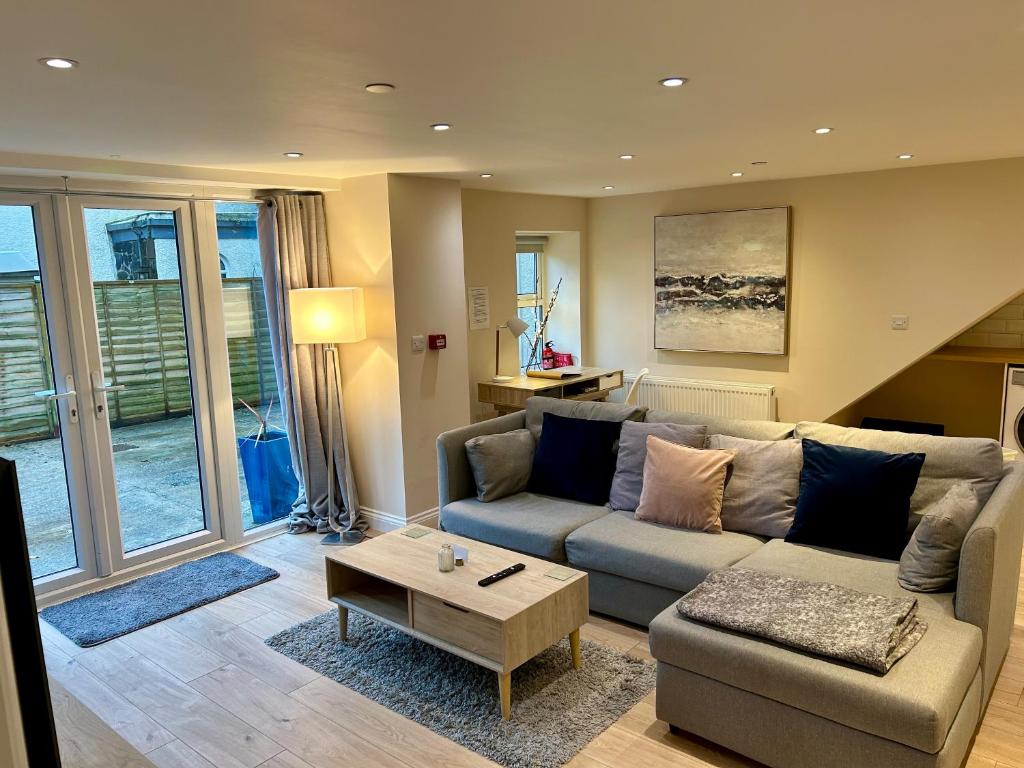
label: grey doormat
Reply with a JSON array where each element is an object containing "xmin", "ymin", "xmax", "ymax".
[
  {"xmin": 41, "ymin": 552, "xmax": 278, "ymax": 647},
  {"xmin": 266, "ymin": 611, "xmax": 656, "ymax": 768}
]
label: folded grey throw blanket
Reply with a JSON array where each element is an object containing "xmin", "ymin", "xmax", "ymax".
[{"xmin": 677, "ymin": 568, "xmax": 927, "ymax": 673}]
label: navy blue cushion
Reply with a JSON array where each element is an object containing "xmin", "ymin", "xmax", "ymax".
[
  {"xmin": 785, "ymin": 438, "xmax": 925, "ymax": 560},
  {"xmin": 528, "ymin": 412, "xmax": 624, "ymax": 506}
]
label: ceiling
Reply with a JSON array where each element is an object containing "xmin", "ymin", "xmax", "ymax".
[{"xmin": 2, "ymin": 0, "xmax": 1023, "ymax": 197}]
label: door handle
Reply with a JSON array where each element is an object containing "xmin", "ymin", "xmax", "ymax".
[
  {"xmin": 90, "ymin": 371, "xmax": 125, "ymax": 418},
  {"xmin": 33, "ymin": 375, "xmax": 79, "ymax": 424}
]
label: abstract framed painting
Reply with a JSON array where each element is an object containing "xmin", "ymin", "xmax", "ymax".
[{"xmin": 654, "ymin": 206, "xmax": 790, "ymax": 355}]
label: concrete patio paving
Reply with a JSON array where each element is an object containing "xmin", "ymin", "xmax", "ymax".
[{"xmin": 2, "ymin": 406, "xmax": 295, "ymax": 579}]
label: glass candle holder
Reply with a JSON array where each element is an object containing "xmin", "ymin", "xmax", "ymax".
[{"xmin": 438, "ymin": 543, "xmax": 455, "ymax": 572}]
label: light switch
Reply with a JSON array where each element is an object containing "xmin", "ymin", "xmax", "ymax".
[
  {"xmin": 890, "ymin": 315, "xmax": 910, "ymax": 331},
  {"xmin": 411, "ymin": 335, "xmax": 426, "ymax": 352}
]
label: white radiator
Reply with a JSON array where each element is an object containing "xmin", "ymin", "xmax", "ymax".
[{"xmin": 622, "ymin": 374, "xmax": 777, "ymax": 421}]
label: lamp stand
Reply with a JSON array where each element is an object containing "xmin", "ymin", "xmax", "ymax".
[
  {"xmin": 492, "ymin": 325, "xmax": 513, "ymax": 383},
  {"xmin": 320, "ymin": 344, "xmax": 363, "ymax": 547}
]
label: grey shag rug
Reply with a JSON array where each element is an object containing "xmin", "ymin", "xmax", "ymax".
[
  {"xmin": 266, "ymin": 611, "xmax": 656, "ymax": 768},
  {"xmin": 41, "ymin": 552, "xmax": 278, "ymax": 647}
]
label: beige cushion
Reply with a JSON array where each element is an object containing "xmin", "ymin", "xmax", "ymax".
[{"xmin": 635, "ymin": 437, "xmax": 735, "ymax": 533}]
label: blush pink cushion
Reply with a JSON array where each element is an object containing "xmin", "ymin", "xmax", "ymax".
[{"xmin": 635, "ymin": 436, "xmax": 736, "ymax": 533}]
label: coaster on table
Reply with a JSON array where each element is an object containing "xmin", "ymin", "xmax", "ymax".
[
  {"xmin": 401, "ymin": 526, "xmax": 432, "ymax": 539},
  {"xmin": 545, "ymin": 565, "xmax": 576, "ymax": 581}
]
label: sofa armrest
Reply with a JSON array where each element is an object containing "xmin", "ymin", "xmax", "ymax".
[
  {"xmin": 956, "ymin": 461, "xmax": 1024, "ymax": 702},
  {"xmin": 436, "ymin": 411, "xmax": 527, "ymax": 508}
]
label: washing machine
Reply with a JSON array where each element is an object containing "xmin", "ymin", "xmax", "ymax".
[{"xmin": 1001, "ymin": 365, "xmax": 1024, "ymax": 453}]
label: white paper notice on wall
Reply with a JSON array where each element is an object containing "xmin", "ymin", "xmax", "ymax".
[{"xmin": 468, "ymin": 286, "xmax": 490, "ymax": 330}]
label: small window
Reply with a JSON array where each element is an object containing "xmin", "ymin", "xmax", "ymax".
[{"xmin": 515, "ymin": 240, "xmax": 545, "ymax": 368}]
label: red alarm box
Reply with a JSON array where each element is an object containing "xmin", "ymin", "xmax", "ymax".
[{"xmin": 428, "ymin": 334, "xmax": 446, "ymax": 350}]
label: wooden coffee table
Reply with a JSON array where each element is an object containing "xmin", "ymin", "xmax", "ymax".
[{"xmin": 324, "ymin": 526, "xmax": 589, "ymax": 720}]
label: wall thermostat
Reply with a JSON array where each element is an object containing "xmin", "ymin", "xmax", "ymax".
[{"xmin": 428, "ymin": 334, "xmax": 447, "ymax": 350}]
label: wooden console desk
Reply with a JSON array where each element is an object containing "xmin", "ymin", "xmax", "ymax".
[{"xmin": 478, "ymin": 367, "xmax": 624, "ymax": 414}]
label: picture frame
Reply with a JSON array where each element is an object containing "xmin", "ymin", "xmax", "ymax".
[{"xmin": 653, "ymin": 206, "xmax": 791, "ymax": 355}]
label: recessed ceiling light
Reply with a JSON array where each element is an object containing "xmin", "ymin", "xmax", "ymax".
[
  {"xmin": 479, "ymin": 173, "xmax": 493, "ymax": 178},
  {"xmin": 814, "ymin": 127, "xmax": 833, "ymax": 135},
  {"xmin": 365, "ymin": 83, "xmax": 395, "ymax": 94},
  {"xmin": 731, "ymin": 171, "xmax": 744, "ymax": 177},
  {"xmin": 659, "ymin": 76, "xmax": 688, "ymax": 87},
  {"xmin": 39, "ymin": 57, "xmax": 78, "ymax": 69},
  {"xmin": 283, "ymin": 152, "xmax": 304, "ymax": 158},
  {"xmin": 431, "ymin": 123, "xmax": 452, "ymax": 131},
  {"xmin": 619, "ymin": 154, "xmax": 634, "ymax": 160},
  {"xmin": 897, "ymin": 153, "xmax": 914, "ymax": 160},
  {"xmin": 603, "ymin": 185, "xmax": 615, "ymax": 190}
]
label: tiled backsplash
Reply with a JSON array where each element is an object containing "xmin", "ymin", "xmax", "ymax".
[{"xmin": 950, "ymin": 294, "xmax": 1024, "ymax": 348}]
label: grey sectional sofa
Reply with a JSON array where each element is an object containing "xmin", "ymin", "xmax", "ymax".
[{"xmin": 437, "ymin": 397, "xmax": 1024, "ymax": 768}]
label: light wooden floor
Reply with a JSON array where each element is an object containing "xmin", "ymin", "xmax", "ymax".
[{"xmin": 38, "ymin": 532, "xmax": 1024, "ymax": 768}]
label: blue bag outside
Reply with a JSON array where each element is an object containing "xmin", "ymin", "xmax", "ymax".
[{"xmin": 237, "ymin": 429, "xmax": 299, "ymax": 525}]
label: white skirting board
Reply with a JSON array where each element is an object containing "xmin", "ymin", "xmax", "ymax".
[
  {"xmin": 622, "ymin": 373, "xmax": 777, "ymax": 421},
  {"xmin": 360, "ymin": 506, "xmax": 439, "ymax": 533}
]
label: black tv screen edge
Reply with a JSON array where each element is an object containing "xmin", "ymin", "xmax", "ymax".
[{"xmin": 0, "ymin": 458, "xmax": 61, "ymax": 767}]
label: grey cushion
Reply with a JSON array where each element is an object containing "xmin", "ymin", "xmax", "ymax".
[
  {"xmin": 524, "ymin": 396, "xmax": 646, "ymax": 442},
  {"xmin": 646, "ymin": 409, "xmax": 794, "ymax": 441},
  {"xmin": 608, "ymin": 421, "xmax": 707, "ymax": 511},
  {"xmin": 649, "ymin": 598, "xmax": 981, "ymax": 753},
  {"xmin": 464, "ymin": 429, "xmax": 534, "ymax": 502},
  {"xmin": 794, "ymin": 422, "xmax": 1004, "ymax": 515},
  {"xmin": 439, "ymin": 492, "xmax": 608, "ymax": 562},
  {"xmin": 899, "ymin": 483, "xmax": 981, "ymax": 593},
  {"xmin": 564, "ymin": 510, "xmax": 763, "ymax": 593},
  {"xmin": 707, "ymin": 434, "xmax": 802, "ymax": 538},
  {"xmin": 735, "ymin": 538, "xmax": 956, "ymax": 618}
]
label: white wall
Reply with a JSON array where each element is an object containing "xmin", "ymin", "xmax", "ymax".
[
  {"xmin": 587, "ymin": 158, "xmax": 1024, "ymax": 422},
  {"xmin": 326, "ymin": 175, "xmax": 407, "ymax": 521},
  {"xmin": 461, "ymin": 189, "xmax": 588, "ymax": 419},
  {"xmin": 387, "ymin": 175, "xmax": 471, "ymax": 518},
  {"xmin": 542, "ymin": 231, "xmax": 582, "ymax": 366},
  {"xmin": 328, "ymin": 174, "xmax": 470, "ymax": 525}
]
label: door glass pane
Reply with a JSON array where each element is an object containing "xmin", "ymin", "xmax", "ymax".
[
  {"xmin": 83, "ymin": 208, "xmax": 207, "ymax": 552},
  {"xmin": 0, "ymin": 205, "xmax": 79, "ymax": 578},
  {"xmin": 215, "ymin": 202, "xmax": 296, "ymax": 530}
]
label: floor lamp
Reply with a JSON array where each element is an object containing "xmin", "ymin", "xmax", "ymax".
[{"xmin": 288, "ymin": 286, "xmax": 366, "ymax": 546}]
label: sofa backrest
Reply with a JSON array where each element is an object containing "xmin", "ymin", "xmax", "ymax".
[
  {"xmin": 646, "ymin": 409, "xmax": 795, "ymax": 441},
  {"xmin": 524, "ymin": 397, "xmax": 646, "ymax": 441},
  {"xmin": 794, "ymin": 421, "xmax": 1004, "ymax": 514}
]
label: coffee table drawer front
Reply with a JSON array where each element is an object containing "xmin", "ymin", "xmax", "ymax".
[{"xmin": 412, "ymin": 592, "xmax": 503, "ymax": 663}]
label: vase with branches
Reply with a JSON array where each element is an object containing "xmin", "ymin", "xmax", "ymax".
[{"xmin": 523, "ymin": 276, "xmax": 562, "ymax": 371}]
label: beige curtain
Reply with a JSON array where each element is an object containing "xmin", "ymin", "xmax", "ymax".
[{"xmin": 257, "ymin": 193, "xmax": 363, "ymax": 536}]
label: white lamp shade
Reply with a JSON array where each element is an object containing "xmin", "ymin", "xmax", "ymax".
[
  {"xmin": 288, "ymin": 287, "xmax": 366, "ymax": 344},
  {"xmin": 506, "ymin": 316, "xmax": 529, "ymax": 337}
]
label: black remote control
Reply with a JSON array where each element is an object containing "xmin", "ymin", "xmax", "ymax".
[{"xmin": 478, "ymin": 563, "xmax": 526, "ymax": 587}]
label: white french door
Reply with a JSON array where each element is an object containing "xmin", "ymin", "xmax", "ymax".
[
  {"xmin": 0, "ymin": 193, "xmax": 228, "ymax": 593},
  {"xmin": 62, "ymin": 196, "xmax": 223, "ymax": 575}
]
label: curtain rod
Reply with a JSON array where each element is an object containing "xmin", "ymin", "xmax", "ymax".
[{"xmin": 0, "ymin": 184, "xmax": 262, "ymax": 203}]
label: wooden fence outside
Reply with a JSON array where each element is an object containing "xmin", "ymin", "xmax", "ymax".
[{"xmin": 0, "ymin": 278, "xmax": 276, "ymax": 444}]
